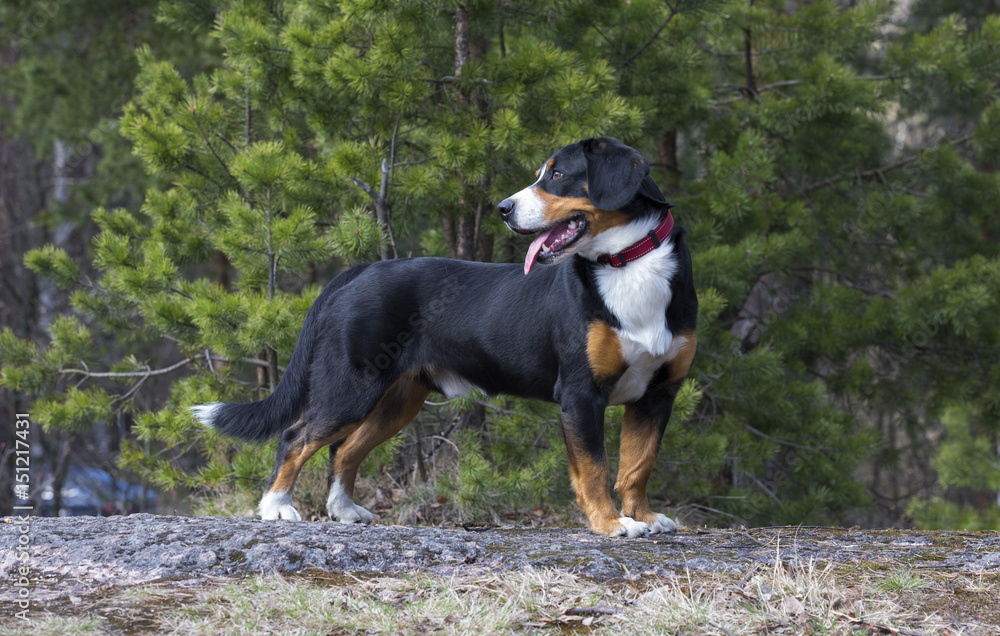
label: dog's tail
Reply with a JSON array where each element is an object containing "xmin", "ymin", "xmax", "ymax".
[
  {"xmin": 189, "ymin": 266, "xmax": 367, "ymax": 442},
  {"xmin": 189, "ymin": 299, "xmax": 320, "ymax": 442}
]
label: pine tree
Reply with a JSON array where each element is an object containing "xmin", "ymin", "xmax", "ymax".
[
  {"xmin": 0, "ymin": 0, "xmax": 214, "ymax": 516},
  {"xmin": 2, "ymin": 0, "xmax": 998, "ymax": 528},
  {"xmin": 1, "ymin": 0, "xmax": 645, "ymax": 518},
  {"xmin": 560, "ymin": 0, "xmax": 1000, "ymax": 525}
]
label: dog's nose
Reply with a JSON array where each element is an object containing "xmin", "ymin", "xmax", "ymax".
[{"xmin": 497, "ymin": 198, "xmax": 515, "ymax": 220}]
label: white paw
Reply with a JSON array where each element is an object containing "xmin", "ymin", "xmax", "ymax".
[
  {"xmin": 326, "ymin": 479, "xmax": 374, "ymax": 524},
  {"xmin": 611, "ymin": 516, "xmax": 651, "ymax": 538},
  {"xmin": 258, "ymin": 492, "xmax": 302, "ymax": 521},
  {"xmin": 648, "ymin": 513, "xmax": 677, "ymax": 534},
  {"xmin": 332, "ymin": 503, "xmax": 375, "ymax": 524}
]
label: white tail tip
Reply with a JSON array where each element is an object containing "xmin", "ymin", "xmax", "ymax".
[{"xmin": 189, "ymin": 402, "xmax": 223, "ymax": 428}]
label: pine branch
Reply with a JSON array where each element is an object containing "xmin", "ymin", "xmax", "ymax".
[
  {"xmin": 420, "ymin": 75, "xmax": 493, "ymax": 85},
  {"xmin": 589, "ymin": 22, "xmax": 625, "ymax": 61},
  {"xmin": 391, "ymin": 159, "xmax": 431, "ymax": 169},
  {"xmin": 350, "ymin": 176, "xmax": 376, "ymax": 199},
  {"xmin": 170, "ymin": 287, "xmax": 194, "ymax": 300},
  {"xmin": 352, "ymin": 159, "xmax": 397, "ymax": 261},
  {"xmin": 245, "ymin": 64, "xmax": 252, "ymax": 148},
  {"xmin": 743, "ymin": 422, "xmax": 839, "ymax": 452},
  {"xmin": 208, "ymin": 353, "xmax": 284, "ymax": 372},
  {"xmin": 616, "ymin": 2, "xmax": 688, "ymax": 69},
  {"xmin": 785, "ymin": 266, "xmax": 896, "ymax": 298},
  {"xmin": 190, "ymin": 106, "xmax": 235, "ymax": 181},
  {"xmin": 695, "ymin": 39, "xmax": 797, "ymax": 58},
  {"xmin": 60, "ymin": 357, "xmax": 193, "ymax": 379},
  {"xmin": 804, "ymin": 135, "xmax": 971, "ymax": 192}
]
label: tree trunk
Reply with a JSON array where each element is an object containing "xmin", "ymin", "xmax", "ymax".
[
  {"xmin": 477, "ymin": 228, "xmax": 495, "ymax": 263},
  {"xmin": 454, "ymin": 203, "xmax": 495, "ymax": 262},
  {"xmin": 0, "ymin": 43, "xmax": 50, "ymax": 516},
  {"xmin": 456, "ymin": 211, "xmax": 477, "ymax": 260},
  {"xmin": 455, "ymin": 4, "xmax": 470, "ymax": 80},
  {"xmin": 658, "ymin": 130, "xmax": 679, "ymax": 174},
  {"xmin": 376, "ymin": 158, "xmax": 397, "ymax": 261},
  {"xmin": 443, "ymin": 217, "xmax": 459, "ymax": 259},
  {"xmin": 742, "ymin": 0, "xmax": 757, "ymax": 99}
]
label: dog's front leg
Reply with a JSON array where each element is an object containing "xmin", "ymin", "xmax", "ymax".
[
  {"xmin": 560, "ymin": 396, "xmax": 649, "ymax": 538},
  {"xmin": 616, "ymin": 401, "xmax": 677, "ymax": 534}
]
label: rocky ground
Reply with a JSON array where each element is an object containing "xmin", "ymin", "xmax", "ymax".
[{"xmin": 2, "ymin": 514, "xmax": 999, "ymax": 603}]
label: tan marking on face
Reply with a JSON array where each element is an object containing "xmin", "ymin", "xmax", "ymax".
[
  {"xmin": 533, "ymin": 190, "xmax": 597, "ymax": 226},
  {"xmin": 332, "ymin": 376, "xmax": 429, "ymax": 498},
  {"xmin": 533, "ymin": 189, "xmax": 631, "ymax": 236},
  {"xmin": 562, "ymin": 425, "xmax": 622, "ymax": 536},
  {"xmin": 615, "ymin": 404, "xmax": 662, "ymax": 524},
  {"xmin": 534, "ymin": 158, "xmax": 555, "ymax": 180},
  {"xmin": 667, "ymin": 330, "xmax": 698, "ymax": 384},
  {"xmin": 586, "ymin": 320, "xmax": 626, "ymax": 382}
]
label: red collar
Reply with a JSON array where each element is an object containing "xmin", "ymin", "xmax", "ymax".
[{"xmin": 597, "ymin": 211, "xmax": 675, "ymax": 268}]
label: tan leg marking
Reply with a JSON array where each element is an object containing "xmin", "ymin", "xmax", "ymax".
[
  {"xmin": 267, "ymin": 422, "xmax": 359, "ymax": 495},
  {"xmin": 332, "ymin": 378, "xmax": 429, "ymax": 497},
  {"xmin": 616, "ymin": 404, "xmax": 662, "ymax": 525},
  {"xmin": 586, "ymin": 320, "xmax": 626, "ymax": 382},
  {"xmin": 563, "ymin": 429, "xmax": 623, "ymax": 536},
  {"xmin": 668, "ymin": 330, "xmax": 698, "ymax": 384}
]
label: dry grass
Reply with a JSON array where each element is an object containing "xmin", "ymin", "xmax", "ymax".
[{"xmin": 5, "ymin": 557, "xmax": 999, "ymax": 635}]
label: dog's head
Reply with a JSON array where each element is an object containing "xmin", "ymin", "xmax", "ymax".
[{"xmin": 497, "ymin": 137, "xmax": 670, "ymax": 274}]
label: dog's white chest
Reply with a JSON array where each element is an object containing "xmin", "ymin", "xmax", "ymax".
[
  {"xmin": 595, "ymin": 243, "xmax": 681, "ymax": 405},
  {"xmin": 607, "ymin": 335, "xmax": 689, "ymax": 405}
]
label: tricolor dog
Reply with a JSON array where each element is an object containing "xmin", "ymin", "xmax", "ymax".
[{"xmin": 191, "ymin": 137, "xmax": 698, "ymax": 538}]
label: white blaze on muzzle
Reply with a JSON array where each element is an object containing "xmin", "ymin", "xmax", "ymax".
[{"xmin": 505, "ymin": 162, "xmax": 549, "ymax": 233}]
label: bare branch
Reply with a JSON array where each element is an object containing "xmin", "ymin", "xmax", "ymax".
[
  {"xmin": 803, "ymin": 135, "xmax": 970, "ymax": 192},
  {"xmin": 61, "ymin": 357, "xmax": 193, "ymax": 379},
  {"xmin": 618, "ymin": 5, "xmax": 679, "ymax": 69},
  {"xmin": 351, "ymin": 176, "xmax": 377, "ymax": 198}
]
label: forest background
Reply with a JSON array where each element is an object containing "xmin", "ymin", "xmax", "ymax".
[{"xmin": 1, "ymin": 0, "xmax": 998, "ymax": 531}]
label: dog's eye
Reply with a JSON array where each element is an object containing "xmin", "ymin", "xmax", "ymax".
[{"xmin": 552, "ymin": 171, "xmax": 563, "ymax": 180}]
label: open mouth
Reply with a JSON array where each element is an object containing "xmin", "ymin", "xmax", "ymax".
[{"xmin": 523, "ymin": 214, "xmax": 587, "ymax": 275}]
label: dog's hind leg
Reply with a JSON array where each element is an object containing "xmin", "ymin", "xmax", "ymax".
[
  {"xmin": 259, "ymin": 418, "xmax": 360, "ymax": 521},
  {"xmin": 325, "ymin": 374, "xmax": 429, "ymax": 524}
]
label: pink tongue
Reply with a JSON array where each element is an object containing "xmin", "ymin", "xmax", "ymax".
[{"xmin": 524, "ymin": 228, "xmax": 555, "ymax": 275}]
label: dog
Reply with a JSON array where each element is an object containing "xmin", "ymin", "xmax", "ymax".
[{"xmin": 191, "ymin": 137, "xmax": 698, "ymax": 538}]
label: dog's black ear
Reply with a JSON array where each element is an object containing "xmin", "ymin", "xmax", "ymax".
[{"xmin": 581, "ymin": 137, "xmax": 650, "ymax": 211}]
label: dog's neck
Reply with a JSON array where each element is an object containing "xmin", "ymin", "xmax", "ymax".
[
  {"xmin": 588, "ymin": 215, "xmax": 678, "ymax": 357},
  {"xmin": 575, "ymin": 213, "xmax": 664, "ymax": 262}
]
